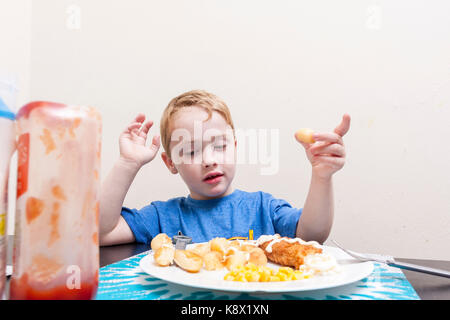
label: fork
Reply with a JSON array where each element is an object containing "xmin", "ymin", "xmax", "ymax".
[{"xmin": 331, "ymin": 239, "xmax": 450, "ymax": 279}]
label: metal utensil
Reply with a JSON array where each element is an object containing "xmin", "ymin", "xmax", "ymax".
[
  {"xmin": 331, "ymin": 239, "xmax": 450, "ymax": 279},
  {"xmin": 172, "ymin": 231, "xmax": 192, "ymax": 250}
]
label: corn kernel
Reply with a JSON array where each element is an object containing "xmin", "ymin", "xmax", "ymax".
[
  {"xmin": 245, "ymin": 272, "xmax": 260, "ymax": 282},
  {"xmin": 278, "ymin": 267, "xmax": 292, "ymax": 274},
  {"xmin": 224, "ymin": 274, "xmax": 235, "ymax": 281},
  {"xmin": 236, "ymin": 274, "xmax": 247, "ymax": 282},
  {"xmin": 248, "ymin": 263, "xmax": 257, "ymax": 271},
  {"xmin": 224, "ymin": 263, "xmax": 309, "ymax": 282},
  {"xmin": 260, "ymin": 272, "xmax": 270, "ymax": 282},
  {"xmin": 278, "ymin": 273, "xmax": 288, "ymax": 281}
]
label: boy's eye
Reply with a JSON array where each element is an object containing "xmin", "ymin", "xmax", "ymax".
[
  {"xmin": 214, "ymin": 144, "xmax": 227, "ymax": 151},
  {"xmin": 181, "ymin": 146, "xmax": 200, "ymax": 157},
  {"xmin": 189, "ymin": 149, "xmax": 200, "ymax": 156}
]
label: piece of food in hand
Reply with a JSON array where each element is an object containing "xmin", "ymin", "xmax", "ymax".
[
  {"xmin": 224, "ymin": 250, "xmax": 248, "ymax": 271},
  {"xmin": 174, "ymin": 250, "xmax": 203, "ymax": 273},
  {"xmin": 257, "ymin": 235, "xmax": 322, "ymax": 270},
  {"xmin": 203, "ymin": 251, "xmax": 225, "ymax": 271},
  {"xmin": 247, "ymin": 247, "xmax": 267, "ymax": 266},
  {"xmin": 151, "ymin": 233, "xmax": 172, "ymax": 251},
  {"xmin": 295, "ymin": 128, "xmax": 315, "ymax": 144},
  {"xmin": 209, "ymin": 237, "xmax": 230, "ymax": 256},
  {"xmin": 188, "ymin": 242, "xmax": 211, "ymax": 258},
  {"xmin": 154, "ymin": 245, "xmax": 175, "ymax": 267}
]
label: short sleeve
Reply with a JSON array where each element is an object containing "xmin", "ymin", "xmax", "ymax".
[
  {"xmin": 268, "ymin": 196, "xmax": 302, "ymax": 238},
  {"xmin": 121, "ymin": 204, "xmax": 161, "ymax": 244}
]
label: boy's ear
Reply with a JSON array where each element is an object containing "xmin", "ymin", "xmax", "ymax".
[{"xmin": 161, "ymin": 152, "xmax": 178, "ymax": 174}]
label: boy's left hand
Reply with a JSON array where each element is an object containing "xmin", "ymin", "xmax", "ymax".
[{"xmin": 295, "ymin": 114, "xmax": 351, "ymax": 180}]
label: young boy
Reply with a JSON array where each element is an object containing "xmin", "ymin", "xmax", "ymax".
[{"xmin": 99, "ymin": 90, "xmax": 350, "ymax": 246}]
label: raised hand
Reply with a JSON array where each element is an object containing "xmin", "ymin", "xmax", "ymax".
[
  {"xmin": 295, "ymin": 114, "xmax": 351, "ymax": 179},
  {"xmin": 119, "ymin": 113, "xmax": 161, "ymax": 169}
]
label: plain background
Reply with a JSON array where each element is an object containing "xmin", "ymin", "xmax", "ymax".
[{"xmin": 1, "ymin": 0, "xmax": 449, "ymax": 260}]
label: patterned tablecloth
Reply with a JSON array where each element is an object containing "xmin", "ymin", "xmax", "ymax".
[{"xmin": 95, "ymin": 251, "xmax": 420, "ymax": 300}]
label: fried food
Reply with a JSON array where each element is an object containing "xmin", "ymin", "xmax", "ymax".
[
  {"xmin": 174, "ymin": 250, "xmax": 203, "ymax": 273},
  {"xmin": 203, "ymin": 251, "xmax": 225, "ymax": 271},
  {"xmin": 154, "ymin": 245, "xmax": 175, "ymax": 267},
  {"xmin": 209, "ymin": 237, "xmax": 229, "ymax": 256},
  {"xmin": 151, "ymin": 233, "xmax": 172, "ymax": 251},
  {"xmin": 150, "ymin": 233, "xmax": 330, "ymax": 282},
  {"xmin": 224, "ymin": 246, "xmax": 240, "ymax": 257},
  {"xmin": 240, "ymin": 243, "xmax": 258, "ymax": 252},
  {"xmin": 224, "ymin": 250, "xmax": 248, "ymax": 271},
  {"xmin": 247, "ymin": 247, "xmax": 267, "ymax": 266},
  {"xmin": 228, "ymin": 240, "xmax": 241, "ymax": 250},
  {"xmin": 295, "ymin": 128, "xmax": 315, "ymax": 144},
  {"xmin": 188, "ymin": 242, "xmax": 211, "ymax": 258},
  {"xmin": 258, "ymin": 235, "xmax": 322, "ymax": 270}
]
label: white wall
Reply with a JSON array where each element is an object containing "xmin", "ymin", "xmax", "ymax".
[{"xmin": 9, "ymin": 0, "xmax": 450, "ymax": 259}]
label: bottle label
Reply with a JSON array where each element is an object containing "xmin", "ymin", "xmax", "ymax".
[{"xmin": 0, "ymin": 212, "xmax": 5, "ymax": 236}]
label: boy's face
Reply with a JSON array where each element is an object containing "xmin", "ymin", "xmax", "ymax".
[{"xmin": 161, "ymin": 106, "xmax": 236, "ymax": 200}]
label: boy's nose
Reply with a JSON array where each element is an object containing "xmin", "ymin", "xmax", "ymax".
[{"xmin": 202, "ymin": 149, "xmax": 217, "ymax": 168}]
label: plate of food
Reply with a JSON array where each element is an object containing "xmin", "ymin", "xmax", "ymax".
[{"xmin": 139, "ymin": 233, "xmax": 373, "ymax": 293}]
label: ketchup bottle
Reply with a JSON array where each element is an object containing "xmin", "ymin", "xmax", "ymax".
[{"xmin": 10, "ymin": 101, "xmax": 102, "ymax": 300}]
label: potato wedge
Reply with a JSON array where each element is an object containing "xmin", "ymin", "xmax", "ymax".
[
  {"xmin": 154, "ymin": 245, "xmax": 175, "ymax": 267},
  {"xmin": 248, "ymin": 247, "xmax": 267, "ymax": 266},
  {"xmin": 151, "ymin": 233, "xmax": 172, "ymax": 251},
  {"xmin": 174, "ymin": 250, "xmax": 203, "ymax": 273},
  {"xmin": 203, "ymin": 251, "xmax": 225, "ymax": 271},
  {"xmin": 240, "ymin": 243, "xmax": 258, "ymax": 252},
  {"xmin": 209, "ymin": 237, "xmax": 229, "ymax": 256},
  {"xmin": 188, "ymin": 242, "xmax": 211, "ymax": 258},
  {"xmin": 224, "ymin": 250, "xmax": 248, "ymax": 271}
]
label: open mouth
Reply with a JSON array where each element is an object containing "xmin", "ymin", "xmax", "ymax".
[{"xmin": 203, "ymin": 173, "xmax": 224, "ymax": 182}]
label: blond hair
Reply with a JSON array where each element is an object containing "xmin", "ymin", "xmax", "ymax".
[{"xmin": 160, "ymin": 90, "xmax": 235, "ymax": 158}]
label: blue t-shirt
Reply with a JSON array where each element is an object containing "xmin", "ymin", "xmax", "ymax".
[{"xmin": 121, "ymin": 189, "xmax": 302, "ymax": 244}]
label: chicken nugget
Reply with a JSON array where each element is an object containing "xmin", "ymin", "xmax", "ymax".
[{"xmin": 260, "ymin": 238, "xmax": 322, "ymax": 269}]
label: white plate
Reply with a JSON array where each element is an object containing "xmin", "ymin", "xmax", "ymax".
[{"xmin": 139, "ymin": 245, "xmax": 373, "ymax": 293}]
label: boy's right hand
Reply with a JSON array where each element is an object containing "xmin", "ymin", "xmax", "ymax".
[{"xmin": 118, "ymin": 113, "xmax": 161, "ymax": 169}]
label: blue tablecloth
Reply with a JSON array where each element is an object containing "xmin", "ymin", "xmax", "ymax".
[{"xmin": 96, "ymin": 251, "xmax": 420, "ymax": 300}]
